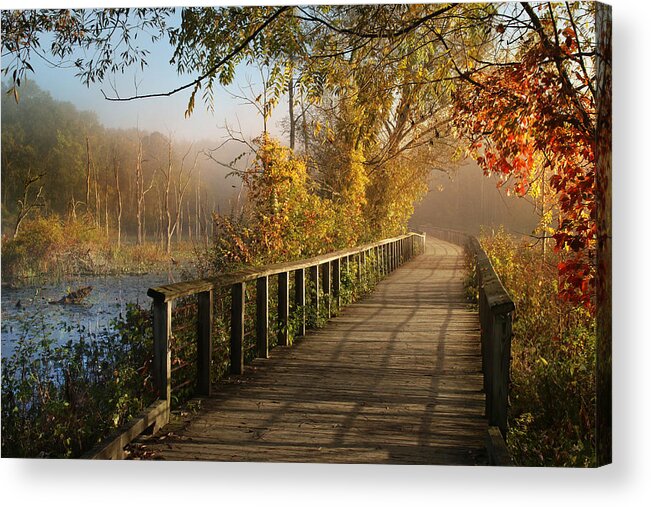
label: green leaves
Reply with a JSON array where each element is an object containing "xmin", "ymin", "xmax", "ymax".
[{"xmin": 2, "ymin": 9, "xmax": 172, "ymax": 93}]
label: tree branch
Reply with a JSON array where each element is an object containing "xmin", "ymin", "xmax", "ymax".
[{"xmin": 101, "ymin": 7, "xmax": 289, "ymax": 102}]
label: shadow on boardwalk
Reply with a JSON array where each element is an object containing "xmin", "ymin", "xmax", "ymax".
[{"xmin": 132, "ymin": 238, "xmax": 488, "ymax": 465}]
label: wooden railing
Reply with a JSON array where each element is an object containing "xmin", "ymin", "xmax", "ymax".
[
  {"xmin": 425, "ymin": 226, "xmax": 514, "ymax": 463},
  {"xmin": 146, "ymin": 232, "xmax": 426, "ymax": 427}
]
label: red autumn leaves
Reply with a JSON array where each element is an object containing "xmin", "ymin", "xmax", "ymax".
[{"xmin": 454, "ymin": 38, "xmax": 596, "ymax": 310}]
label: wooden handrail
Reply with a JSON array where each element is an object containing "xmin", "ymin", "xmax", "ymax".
[
  {"xmin": 147, "ymin": 232, "xmax": 427, "ymax": 428},
  {"xmin": 424, "ymin": 226, "xmax": 514, "ymax": 441},
  {"xmin": 148, "ymin": 233, "xmax": 422, "ymax": 303}
]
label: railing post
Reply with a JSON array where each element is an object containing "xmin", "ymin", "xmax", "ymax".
[
  {"xmin": 358, "ymin": 251, "xmax": 363, "ymax": 284},
  {"xmin": 385, "ymin": 243, "xmax": 390, "ymax": 274},
  {"xmin": 295, "ymin": 268, "xmax": 306, "ymax": 338},
  {"xmin": 342, "ymin": 255, "xmax": 349, "ymax": 304},
  {"xmin": 383, "ymin": 244, "xmax": 388, "ymax": 273},
  {"xmin": 490, "ymin": 311, "xmax": 512, "ymax": 438},
  {"xmin": 153, "ymin": 300, "xmax": 171, "ymax": 410},
  {"xmin": 323, "ymin": 260, "xmax": 331, "ymax": 319},
  {"xmin": 394, "ymin": 241, "xmax": 398, "ymax": 269},
  {"xmin": 332, "ymin": 257, "xmax": 341, "ymax": 314},
  {"xmin": 309, "ymin": 264, "xmax": 319, "ymax": 328},
  {"xmin": 256, "ymin": 276, "xmax": 269, "ymax": 358},
  {"xmin": 374, "ymin": 246, "xmax": 380, "ymax": 280},
  {"xmin": 278, "ymin": 271, "xmax": 289, "ymax": 346},
  {"xmin": 230, "ymin": 282, "xmax": 245, "ymax": 374},
  {"xmin": 197, "ymin": 289, "xmax": 213, "ymax": 396},
  {"xmin": 377, "ymin": 245, "xmax": 383, "ymax": 277}
]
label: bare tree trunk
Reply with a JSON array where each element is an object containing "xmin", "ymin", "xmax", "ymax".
[
  {"xmin": 169, "ymin": 145, "xmax": 198, "ymax": 249},
  {"xmin": 69, "ymin": 194, "xmax": 78, "ymax": 220},
  {"xmin": 288, "ymin": 72, "xmax": 295, "ymax": 150},
  {"xmin": 114, "ymin": 156, "xmax": 123, "ymax": 250},
  {"xmin": 187, "ymin": 200, "xmax": 192, "ymax": 242},
  {"xmin": 134, "ymin": 134, "xmax": 154, "ymax": 246},
  {"xmin": 195, "ymin": 174, "xmax": 201, "ymax": 239},
  {"xmin": 301, "ymin": 89, "xmax": 309, "ymax": 156},
  {"xmin": 203, "ymin": 190, "xmax": 210, "ymax": 248},
  {"xmin": 163, "ymin": 139, "xmax": 173, "ymax": 255},
  {"xmin": 104, "ymin": 181, "xmax": 109, "ymax": 238},
  {"xmin": 13, "ymin": 170, "xmax": 44, "ymax": 238},
  {"xmin": 136, "ymin": 136, "xmax": 144, "ymax": 246},
  {"xmin": 156, "ymin": 185, "xmax": 164, "ymax": 249},
  {"xmin": 94, "ymin": 162, "xmax": 100, "ymax": 228},
  {"xmin": 85, "ymin": 136, "xmax": 91, "ymax": 209},
  {"xmin": 177, "ymin": 202, "xmax": 183, "ymax": 245}
]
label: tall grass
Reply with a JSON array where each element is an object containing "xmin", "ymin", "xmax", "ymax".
[
  {"xmin": 1, "ymin": 215, "xmax": 199, "ymax": 283},
  {"xmin": 480, "ymin": 228, "xmax": 596, "ymax": 467}
]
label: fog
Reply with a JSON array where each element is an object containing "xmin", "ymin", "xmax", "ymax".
[
  {"xmin": 410, "ymin": 161, "xmax": 539, "ymax": 238},
  {"xmin": 22, "ymin": 25, "xmax": 288, "ymax": 145},
  {"xmin": 15, "ymin": 29, "xmax": 535, "ymax": 239}
]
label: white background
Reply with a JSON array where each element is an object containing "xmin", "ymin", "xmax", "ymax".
[{"xmin": 2, "ymin": 0, "xmax": 649, "ymax": 505}]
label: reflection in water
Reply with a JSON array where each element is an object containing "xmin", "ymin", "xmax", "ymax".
[{"xmin": 1, "ymin": 271, "xmax": 179, "ymax": 357}]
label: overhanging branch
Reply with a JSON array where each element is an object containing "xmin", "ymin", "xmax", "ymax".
[{"xmin": 101, "ymin": 6, "xmax": 289, "ymax": 102}]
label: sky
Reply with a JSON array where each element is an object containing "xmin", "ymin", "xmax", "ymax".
[{"xmin": 7, "ymin": 5, "xmax": 289, "ymax": 143}]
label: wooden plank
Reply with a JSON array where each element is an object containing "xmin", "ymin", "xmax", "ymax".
[
  {"xmin": 86, "ymin": 400, "xmax": 169, "ymax": 460},
  {"xmin": 486, "ymin": 426, "xmax": 513, "ymax": 466}
]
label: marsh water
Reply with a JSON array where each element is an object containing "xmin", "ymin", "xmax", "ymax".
[{"xmin": 1, "ymin": 270, "xmax": 182, "ymax": 357}]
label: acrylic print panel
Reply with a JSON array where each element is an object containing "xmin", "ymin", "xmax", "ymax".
[{"xmin": 1, "ymin": 2, "xmax": 611, "ymax": 467}]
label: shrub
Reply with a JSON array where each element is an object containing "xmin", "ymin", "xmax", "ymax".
[
  {"xmin": 1, "ymin": 214, "xmax": 107, "ymax": 280},
  {"xmin": 480, "ymin": 227, "xmax": 596, "ymax": 467},
  {"xmin": 2, "ymin": 215, "xmax": 64, "ymax": 278}
]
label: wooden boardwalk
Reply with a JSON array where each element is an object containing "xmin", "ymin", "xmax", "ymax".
[{"xmin": 133, "ymin": 237, "xmax": 488, "ymax": 464}]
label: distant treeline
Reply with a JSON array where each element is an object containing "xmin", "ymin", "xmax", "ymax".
[{"xmin": 1, "ymin": 81, "xmax": 239, "ymax": 251}]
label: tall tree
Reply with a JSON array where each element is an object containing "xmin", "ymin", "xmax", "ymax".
[
  {"xmin": 453, "ymin": 2, "xmax": 599, "ymax": 308},
  {"xmin": 134, "ymin": 132, "xmax": 154, "ymax": 245},
  {"xmin": 113, "ymin": 153, "xmax": 123, "ymax": 250}
]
